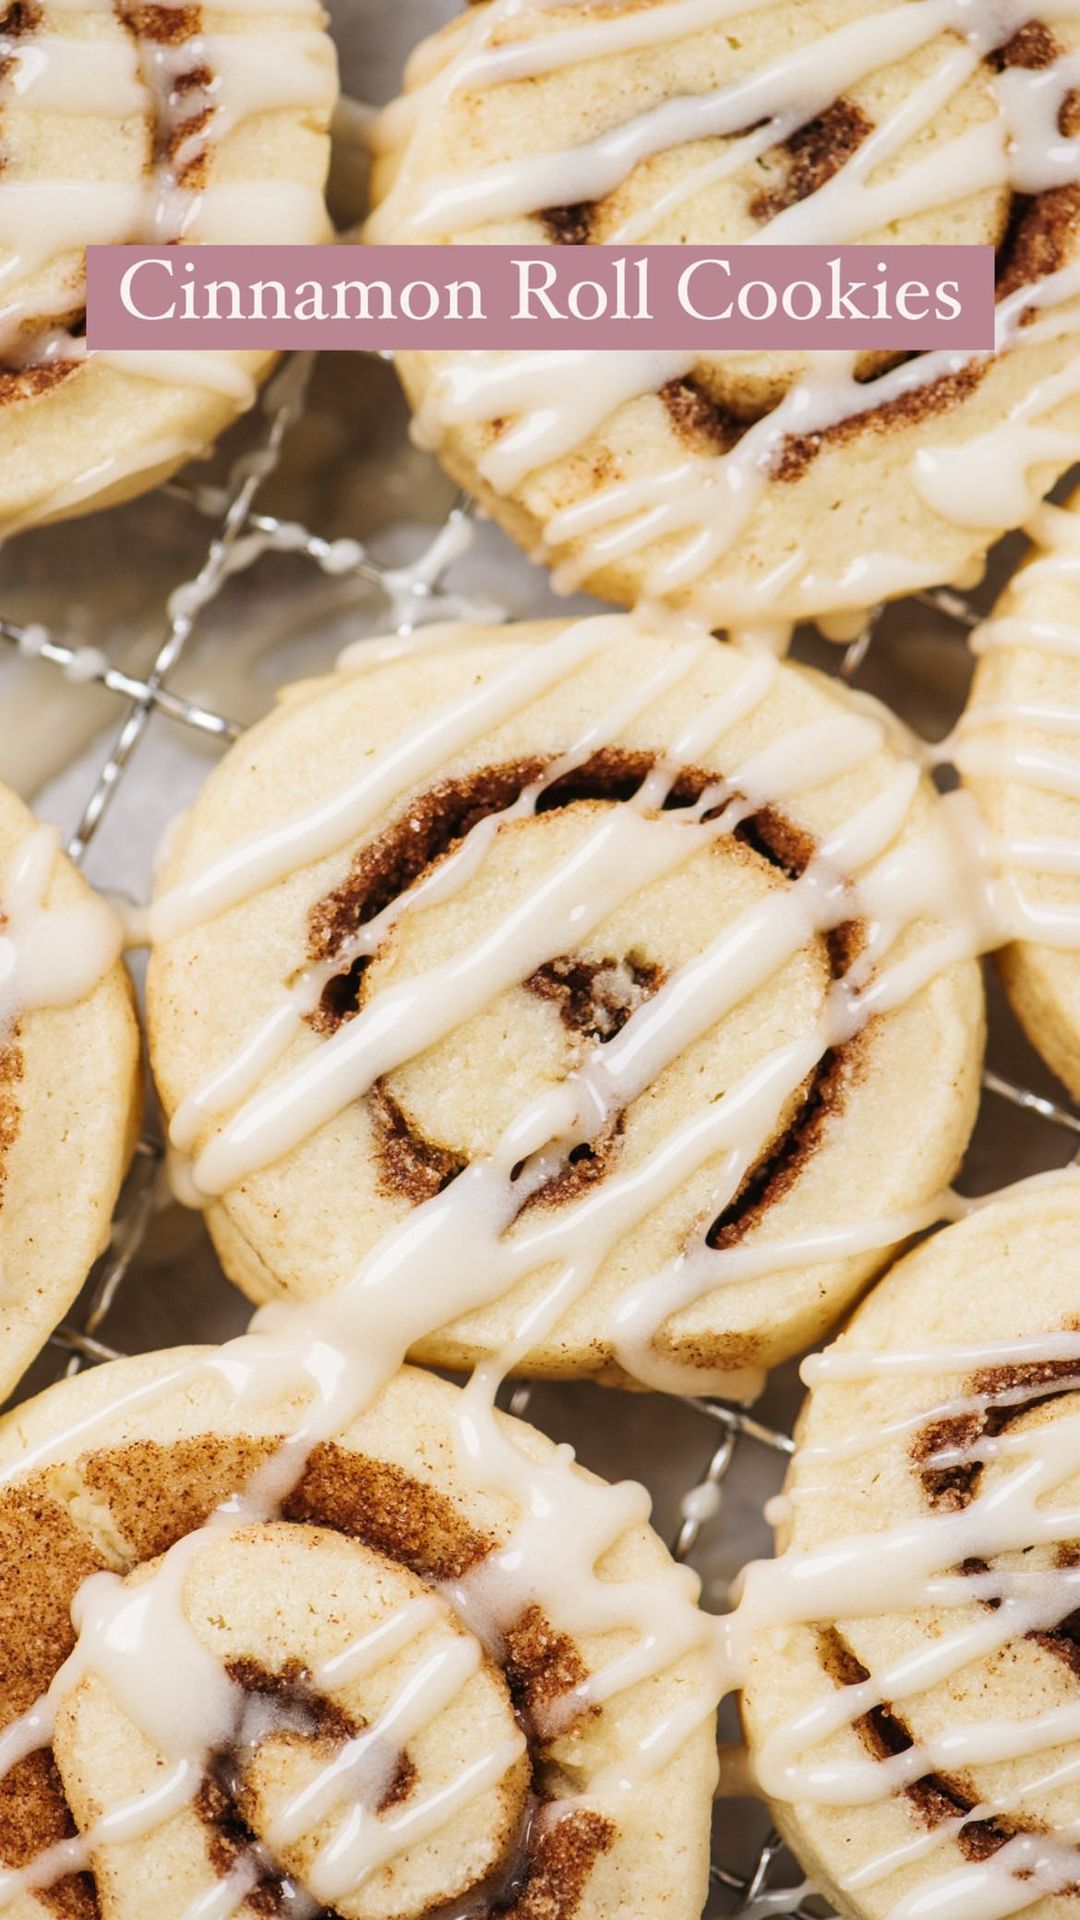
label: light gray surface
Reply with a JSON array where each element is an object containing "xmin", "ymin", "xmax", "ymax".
[{"xmin": 0, "ymin": 6, "xmax": 1077, "ymax": 1912}]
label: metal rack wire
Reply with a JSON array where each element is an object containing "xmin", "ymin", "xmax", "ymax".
[{"xmin": 3, "ymin": 352, "xmax": 1080, "ymax": 1920}]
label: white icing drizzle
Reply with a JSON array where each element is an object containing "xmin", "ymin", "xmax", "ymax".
[
  {"xmin": 0, "ymin": 823, "xmax": 122, "ymax": 1036},
  {"xmin": 368, "ymin": 0, "xmax": 1080, "ymax": 622}
]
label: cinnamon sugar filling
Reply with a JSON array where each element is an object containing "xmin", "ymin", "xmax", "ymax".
[
  {"xmin": 0, "ymin": 1434, "xmax": 611, "ymax": 1919},
  {"xmin": 304, "ymin": 751, "xmax": 863, "ymax": 1234},
  {"xmin": 0, "ymin": 1, "xmax": 41, "ymax": 37},
  {"xmin": 818, "ymin": 1626, "xmax": 1022, "ymax": 1866},
  {"xmin": 748, "ymin": 97, "xmax": 874, "ymax": 222},
  {"xmin": 913, "ymin": 1357, "xmax": 1080, "ymax": 1510}
]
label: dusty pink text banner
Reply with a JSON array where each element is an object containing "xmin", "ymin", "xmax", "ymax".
[{"xmin": 86, "ymin": 244, "xmax": 997, "ymax": 352}]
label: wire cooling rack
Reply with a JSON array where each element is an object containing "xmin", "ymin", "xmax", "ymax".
[{"xmin": 2, "ymin": 6, "xmax": 1080, "ymax": 1913}]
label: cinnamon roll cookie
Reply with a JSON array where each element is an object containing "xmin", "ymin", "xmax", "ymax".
[
  {"xmin": 0, "ymin": 0, "xmax": 337, "ymax": 534},
  {"xmin": 0, "ymin": 1346, "xmax": 718, "ymax": 1915},
  {"xmin": 0, "ymin": 781, "xmax": 140, "ymax": 1398},
  {"xmin": 146, "ymin": 617, "xmax": 984, "ymax": 1390},
  {"xmin": 958, "ymin": 494, "xmax": 1080, "ymax": 1100},
  {"xmin": 739, "ymin": 1172, "xmax": 1080, "ymax": 1920},
  {"xmin": 369, "ymin": 0, "xmax": 1080, "ymax": 630}
]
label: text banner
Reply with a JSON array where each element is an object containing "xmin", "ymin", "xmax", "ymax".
[{"xmin": 86, "ymin": 244, "xmax": 998, "ymax": 352}]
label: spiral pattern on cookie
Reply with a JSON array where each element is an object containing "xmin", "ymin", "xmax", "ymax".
[
  {"xmin": 957, "ymin": 490, "xmax": 1080, "ymax": 1100},
  {"xmin": 369, "ymin": 0, "xmax": 1080, "ymax": 630},
  {"xmin": 0, "ymin": 0, "xmax": 337, "ymax": 531},
  {"xmin": 146, "ymin": 616, "xmax": 983, "ymax": 1388},
  {"xmin": 0, "ymin": 1350, "xmax": 717, "ymax": 1918},
  {"xmin": 736, "ymin": 1173, "xmax": 1080, "ymax": 1920},
  {"xmin": 0, "ymin": 779, "xmax": 140, "ymax": 1400}
]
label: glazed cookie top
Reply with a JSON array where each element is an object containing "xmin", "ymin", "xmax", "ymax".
[
  {"xmin": 369, "ymin": 0, "xmax": 1080, "ymax": 629},
  {"xmin": 0, "ymin": 0, "xmax": 337, "ymax": 530},
  {"xmin": 0, "ymin": 1348, "xmax": 719, "ymax": 1917},
  {"xmin": 147, "ymin": 616, "xmax": 983, "ymax": 1390},
  {"xmin": 738, "ymin": 1173, "xmax": 1080, "ymax": 1920}
]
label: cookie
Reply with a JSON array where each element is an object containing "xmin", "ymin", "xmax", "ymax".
[
  {"xmin": 959, "ymin": 492, "xmax": 1080, "ymax": 1099},
  {"xmin": 147, "ymin": 616, "xmax": 984, "ymax": 1390},
  {"xmin": 740, "ymin": 1173, "xmax": 1080, "ymax": 1920},
  {"xmin": 0, "ymin": 1346, "xmax": 718, "ymax": 1916},
  {"xmin": 0, "ymin": 0, "xmax": 337, "ymax": 533},
  {"xmin": 0, "ymin": 780, "xmax": 141, "ymax": 1398},
  {"xmin": 369, "ymin": 0, "xmax": 1080, "ymax": 629}
]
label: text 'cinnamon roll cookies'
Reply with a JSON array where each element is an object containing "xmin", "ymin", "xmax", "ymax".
[
  {"xmin": 738, "ymin": 1173, "xmax": 1080, "ymax": 1920},
  {"xmin": 0, "ymin": 0, "xmax": 337, "ymax": 535},
  {"xmin": 959, "ymin": 495, "xmax": 1080, "ymax": 1100},
  {"xmin": 146, "ymin": 617, "xmax": 984, "ymax": 1391},
  {"xmin": 0, "ymin": 781, "xmax": 140, "ymax": 1400},
  {"xmin": 0, "ymin": 1348, "xmax": 718, "ymax": 1917},
  {"xmin": 368, "ymin": 0, "xmax": 1080, "ymax": 630}
]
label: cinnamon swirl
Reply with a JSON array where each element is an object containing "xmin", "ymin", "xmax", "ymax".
[
  {"xmin": 369, "ymin": 0, "xmax": 1080, "ymax": 631},
  {"xmin": 738, "ymin": 1172, "xmax": 1080, "ymax": 1920},
  {"xmin": 958, "ymin": 492, "xmax": 1080, "ymax": 1099},
  {"xmin": 0, "ymin": 0, "xmax": 337, "ymax": 533},
  {"xmin": 0, "ymin": 1346, "xmax": 718, "ymax": 1915},
  {"xmin": 0, "ymin": 779, "xmax": 140, "ymax": 1398},
  {"xmin": 145, "ymin": 616, "xmax": 984, "ymax": 1391}
]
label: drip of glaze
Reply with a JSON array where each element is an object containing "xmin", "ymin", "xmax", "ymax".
[{"xmin": 0, "ymin": 824, "xmax": 122, "ymax": 1036}]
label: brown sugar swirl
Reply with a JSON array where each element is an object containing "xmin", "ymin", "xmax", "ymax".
[
  {"xmin": 147, "ymin": 619, "xmax": 984, "ymax": 1388},
  {"xmin": 304, "ymin": 748, "xmax": 860, "ymax": 1228},
  {"xmin": 0, "ymin": 1352, "xmax": 717, "ymax": 1917}
]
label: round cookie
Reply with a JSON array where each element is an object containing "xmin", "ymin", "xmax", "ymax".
[
  {"xmin": 0, "ymin": 1346, "xmax": 718, "ymax": 1917},
  {"xmin": 147, "ymin": 616, "xmax": 984, "ymax": 1389},
  {"xmin": 740, "ymin": 1172, "xmax": 1080, "ymax": 1920},
  {"xmin": 0, "ymin": 0, "xmax": 337, "ymax": 533},
  {"xmin": 959, "ymin": 493, "xmax": 1080, "ymax": 1100},
  {"xmin": 369, "ymin": 0, "xmax": 1080, "ymax": 628},
  {"xmin": 0, "ymin": 781, "xmax": 141, "ymax": 1398}
]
